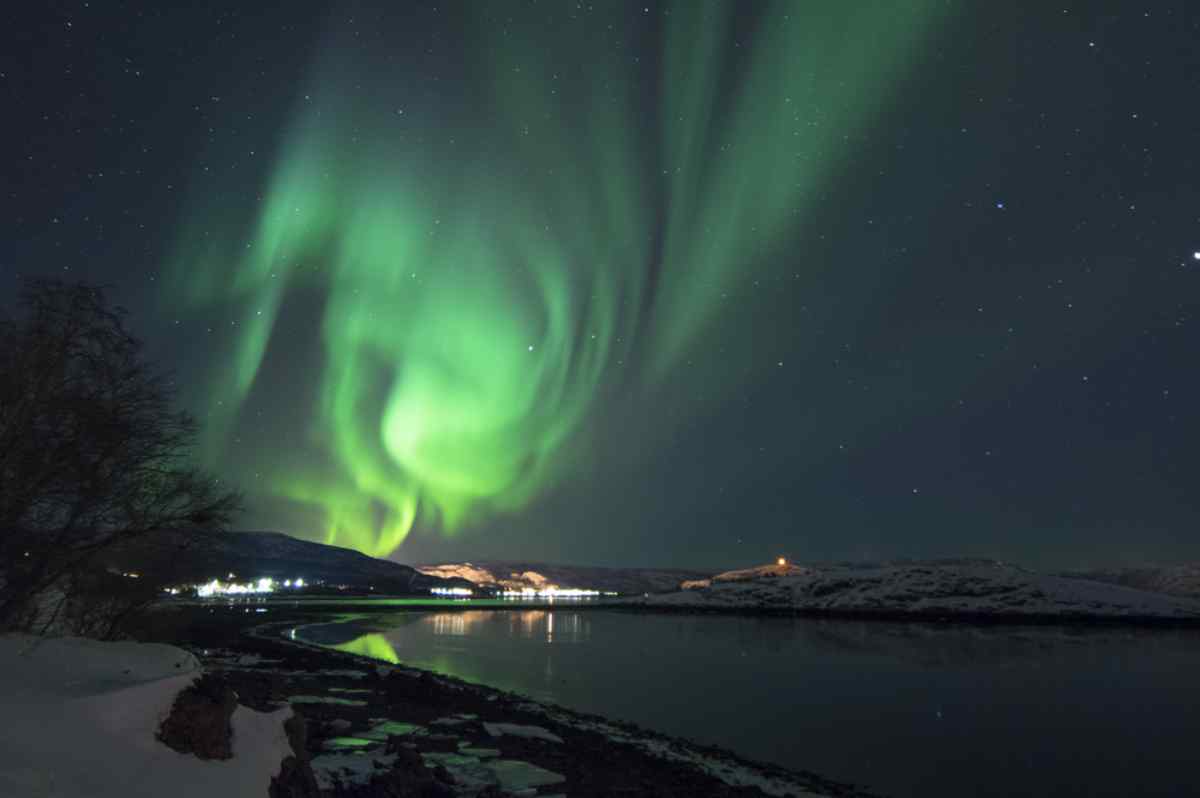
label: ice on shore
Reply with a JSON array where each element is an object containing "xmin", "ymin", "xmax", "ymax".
[
  {"xmin": 483, "ymin": 722, "xmax": 564, "ymax": 744},
  {"xmin": 288, "ymin": 694, "xmax": 368, "ymax": 706}
]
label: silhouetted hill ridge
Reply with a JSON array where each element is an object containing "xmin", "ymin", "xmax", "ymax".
[{"xmin": 99, "ymin": 529, "xmax": 470, "ymax": 594}]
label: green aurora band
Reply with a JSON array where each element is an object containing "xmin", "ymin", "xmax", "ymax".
[{"xmin": 165, "ymin": 2, "xmax": 945, "ymax": 557}]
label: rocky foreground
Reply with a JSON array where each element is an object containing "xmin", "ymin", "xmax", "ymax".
[
  {"xmin": 625, "ymin": 559, "xmax": 1200, "ymax": 622},
  {"xmin": 139, "ymin": 607, "xmax": 875, "ymax": 798}
]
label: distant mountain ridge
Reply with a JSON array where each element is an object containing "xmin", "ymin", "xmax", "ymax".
[{"xmin": 99, "ymin": 529, "xmax": 470, "ymax": 595}]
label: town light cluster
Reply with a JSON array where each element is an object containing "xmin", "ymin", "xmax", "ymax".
[
  {"xmin": 192, "ymin": 576, "xmax": 306, "ymax": 598},
  {"xmin": 499, "ymin": 586, "xmax": 603, "ymax": 598},
  {"xmin": 429, "ymin": 586, "xmax": 474, "ymax": 597}
]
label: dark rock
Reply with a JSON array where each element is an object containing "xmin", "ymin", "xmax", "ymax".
[
  {"xmin": 269, "ymin": 755, "xmax": 320, "ymax": 798},
  {"xmin": 157, "ymin": 673, "xmax": 237, "ymax": 759},
  {"xmin": 332, "ymin": 748, "xmax": 456, "ymax": 798},
  {"xmin": 270, "ymin": 711, "xmax": 320, "ymax": 798},
  {"xmin": 384, "ymin": 670, "xmax": 442, "ymax": 705},
  {"xmin": 283, "ymin": 710, "xmax": 309, "ymax": 758},
  {"xmin": 412, "ymin": 734, "xmax": 461, "ymax": 753}
]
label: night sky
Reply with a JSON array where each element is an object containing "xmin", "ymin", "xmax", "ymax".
[{"xmin": 3, "ymin": 2, "xmax": 1198, "ymax": 570}]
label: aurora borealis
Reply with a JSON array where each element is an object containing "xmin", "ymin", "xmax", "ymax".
[
  {"xmin": 161, "ymin": 1, "xmax": 943, "ymax": 556},
  {"xmin": 6, "ymin": 1, "xmax": 1200, "ymax": 568}
]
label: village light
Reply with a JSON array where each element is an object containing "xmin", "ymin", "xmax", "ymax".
[
  {"xmin": 498, "ymin": 586, "xmax": 601, "ymax": 598},
  {"xmin": 777, "ymin": 557, "xmax": 787, "ymax": 567},
  {"xmin": 196, "ymin": 576, "xmax": 277, "ymax": 597},
  {"xmin": 430, "ymin": 587, "xmax": 474, "ymax": 597}
]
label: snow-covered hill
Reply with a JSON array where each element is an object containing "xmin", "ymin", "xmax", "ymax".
[
  {"xmin": 417, "ymin": 561, "xmax": 712, "ymax": 595},
  {"xmin": 1059, "ymin": 564, "xmax": 1200, "ymax": 599},
  {"xmin": 626, "ymin": 559, "xmax": 1200, "ymax": 620}
]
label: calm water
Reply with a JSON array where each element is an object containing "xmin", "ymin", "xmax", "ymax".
[{"xmin": 296, "ymin": 608, "xmax": 1200, "ymax": 797}]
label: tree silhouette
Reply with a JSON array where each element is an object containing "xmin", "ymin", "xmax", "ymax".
[{"xmin": 0, "ymin": 280, "xmax": 240, "ymax": 632}]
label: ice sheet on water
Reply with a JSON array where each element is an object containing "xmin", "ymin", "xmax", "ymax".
[
  {"xmin": 288, "ymin": 694, "xmax": 367, "ymax": 706},
  {"xmin": 482, "ymin": 722, "xmax": 563, "ymax": 744}
]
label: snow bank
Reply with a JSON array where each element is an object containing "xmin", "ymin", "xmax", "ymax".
[{"xmin": 0, "ymin": 635, "xmax": 292, "ymax": 798}]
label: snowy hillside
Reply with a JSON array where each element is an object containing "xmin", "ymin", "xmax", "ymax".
[
  {"xmin": 417, "ymin": 560, "xmax": 713, "ymax": 594},
  {"xmin": 627, "ymin": 559, "xmax": 1200, "ymax": 620},
  {"xmin": 1059, "ymin": 564, "xmax": 1200, "ymax": 599}
]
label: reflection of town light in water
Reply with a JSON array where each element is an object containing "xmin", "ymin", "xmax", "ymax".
[
  {"xmin": 565, "ymin": 613, "xmax": 587, "ymax": 643},
  {"xmin": 516, "ymin": 610, "xmax": 547, "ymax": 639},
  {"xmin": 427, "ymin": 611, "xmax": 490, "ymax": 637},
  {"xmin": 496, "ymin": 610, "xmax": 591, "ymax": 643},
  {"xmin": 431, "ymin": 613, "xmax": 466, "ymax": 637}
]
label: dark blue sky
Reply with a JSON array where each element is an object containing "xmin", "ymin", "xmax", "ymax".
[{"xmin": 3, "ymin": 2, "xmax": 1198, "ymax": 569}]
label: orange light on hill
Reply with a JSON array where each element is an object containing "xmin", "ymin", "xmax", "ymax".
[{"xmin": 777, "ymin": 557, "xmax": 787, "ymax": 567}]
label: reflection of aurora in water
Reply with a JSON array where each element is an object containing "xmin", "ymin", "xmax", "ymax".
[
  {"xmin": 332, "ymin": 633, "xmax": 399, "ymax": 664},
  {"xmin": 329, "ymin": 610, "xmax": 592, "ymax": 666},
  {"xmin": 316, "ymin": 610, "xmax": 586, "ymax": 693},
  {"xmin": 163, "ymin": 2, "xmax": 947, "ymax": 557}
]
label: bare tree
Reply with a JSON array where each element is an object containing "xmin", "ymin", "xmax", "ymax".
[{"xmin": 0, "ymin": 280, "xmax": 240, "ymax": 632}]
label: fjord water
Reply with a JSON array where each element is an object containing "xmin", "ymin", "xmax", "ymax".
[{"xmin": 297, "ymin": 609, "xmax": 1199, "ymax": 797}]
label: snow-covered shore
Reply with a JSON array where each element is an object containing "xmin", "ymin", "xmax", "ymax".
[
  {"xmin": 626, "ymin": 559, "xmax": 1200, "ymax": 621},
  {"xmin": 0, "ymin": 635, "xmax": 292, "ymax": 798}
]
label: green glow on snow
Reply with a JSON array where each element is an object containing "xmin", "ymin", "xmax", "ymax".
[{"xmin": 164, "ymin": 1, "xmax": 944, "ymax": 556}]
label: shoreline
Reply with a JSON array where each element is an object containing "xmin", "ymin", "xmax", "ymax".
[
  {"xmin": 137, "ymin": 605, "xmax": 878, "ymax": 797},
  {"xmin": 168, "ymin": 595, "xmax": 1200, "ymax": 629},
  {"xmin": 603, "ymin": 601, "xmax": 1200, "ymax": 628}
]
